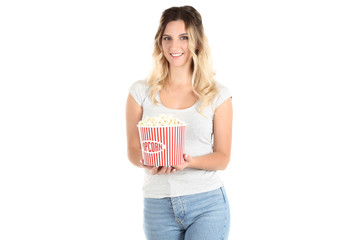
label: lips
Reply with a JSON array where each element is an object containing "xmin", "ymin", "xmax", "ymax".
[{"xmin": 170, "ymin": 53, "xmax": 184, "ymax": 57}]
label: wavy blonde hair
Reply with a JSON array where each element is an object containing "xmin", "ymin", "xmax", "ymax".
[{"xmin": 147, "ymin": 6, "xmax": 218, "ymax": 113}]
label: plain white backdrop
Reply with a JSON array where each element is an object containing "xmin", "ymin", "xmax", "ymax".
[{"xmin": 1, "ymin": 0, "xmax": 359, "ymax": 239}]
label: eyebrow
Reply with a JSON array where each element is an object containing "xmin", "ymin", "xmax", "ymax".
[{"xmin": 162, "ymin": 33, "xmax": 188, "ymax": 37}]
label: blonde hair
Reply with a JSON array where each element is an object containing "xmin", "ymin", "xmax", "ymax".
[{"xmin": 147, "ymin": 6, "xmax": 218, "ymax": 113}]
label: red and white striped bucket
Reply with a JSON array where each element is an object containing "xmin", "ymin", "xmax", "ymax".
[{"xmin": 138, "ymin": 125, "xmax": 186, "ymax": 166}]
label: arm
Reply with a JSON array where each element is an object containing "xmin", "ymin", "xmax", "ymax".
[
  {"xmin": 175, "ymin": 97, "xmax": 233, "ymax": 171},
  {"xmin": 126, "ymin": 93, "xmax": 143, "ymax": 167},
  {"xmin": 125, "ymin": 93, "xmax": 174, "ymax": 174}
]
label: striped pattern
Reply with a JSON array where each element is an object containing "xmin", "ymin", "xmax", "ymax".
[{"xmin": 138, "ymin": 125, "xmax": 186, "ymax": 166}]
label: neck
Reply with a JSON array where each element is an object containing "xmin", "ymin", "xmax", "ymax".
[{"xmin": 168, "ymin": 66, "xmax": 192, "ymax": 87}]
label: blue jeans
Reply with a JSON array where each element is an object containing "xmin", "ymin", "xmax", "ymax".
[{"xmin": 144, "ymin": 187, "xmax": 230, "ymax": 240}]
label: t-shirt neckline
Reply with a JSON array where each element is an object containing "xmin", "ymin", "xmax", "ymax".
[{"xmin": 156, "ymin": 92, "xmax": 199, "ymax": 111}]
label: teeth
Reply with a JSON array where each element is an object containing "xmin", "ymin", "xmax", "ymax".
[{"xmin": 171, "ymin": 53, "xmax": 183, "ymax": 57}]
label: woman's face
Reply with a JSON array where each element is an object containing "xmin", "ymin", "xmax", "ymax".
[{"xmin": 161, "ymin": 20, "xmax": 192, "ymax": 69}]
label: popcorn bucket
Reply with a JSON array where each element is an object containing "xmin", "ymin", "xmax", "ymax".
[{"xmin": 138, "ymin": 125, "xmax": 186, "ymax": 166}]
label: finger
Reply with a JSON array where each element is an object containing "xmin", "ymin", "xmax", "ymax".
[
  {"xmin": 150, "ymin": 166, "xmax": 159, "ymax": 175},
  {"xmin": 157, "ymin": 166, "xmax": 168, "ymax": 175},
  {"xmin": 165, "ymin": 166, "xmax": 172, "ymax": 174},
  {"xmin": 169, "ymin": 166, "xmax": 176, "ymax": 172}
]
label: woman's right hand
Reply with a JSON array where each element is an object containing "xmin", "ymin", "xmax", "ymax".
[{"xmin": 140, "ymin": 160, "xmax": 176, "ymax": 175}]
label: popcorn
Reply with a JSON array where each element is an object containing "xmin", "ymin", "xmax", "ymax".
[
  {"xmin": 137, "ymin": 114, "xmax": 187, "ymax": 166},
  {"xmin": 138, "ymin": 114, "xmax": 186, "ymax": 127}
]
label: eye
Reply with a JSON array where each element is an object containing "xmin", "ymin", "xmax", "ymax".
[
  {"xmin": 163, "ymin": 36, "xmax": 171, "ymax": 41},
  {"xmin": 180, "ymin": 36, "xmax": 188, "ymax": 40}
]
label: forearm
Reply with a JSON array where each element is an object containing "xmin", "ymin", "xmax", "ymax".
[
  {"xmin": 188, "ymin": 152, "xmax": 230, "ymax": 171},
  {"xmin": 127, "ymin": 146, "xmax": 143, "ymax": 168}
]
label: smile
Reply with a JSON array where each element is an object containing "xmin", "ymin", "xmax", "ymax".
[{"xmin": 170, "ymin": 53, "xmax": 184, "ymax": 57}]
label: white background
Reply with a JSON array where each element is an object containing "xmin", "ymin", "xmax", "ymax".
[{"xmin": 1, "ymin": 0, "xmax": 359, "ymax": 239}]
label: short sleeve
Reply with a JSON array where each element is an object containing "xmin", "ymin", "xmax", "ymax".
[
  {"xmin": 214, "ymin": 83, "xmax": 232, "ymax": 109},
  {"xmin": 129, "ymin": 80, "xmax": 148, "ymax": 106}
]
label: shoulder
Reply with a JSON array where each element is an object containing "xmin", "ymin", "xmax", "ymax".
[
  {"xmin": 129, "ymin": 79, "xmax": 148, "ymax": 91},
  {"xmin": 128, "ymin": 80, "xmax": 150, "ymax": 106},
  {"xmin": 213, "ymin": 82, "xmax": 232, "ymax": 109}
]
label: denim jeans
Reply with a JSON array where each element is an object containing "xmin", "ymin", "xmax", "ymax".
[{"xmin": 143, "ymin": 187, "xmax": 230, "ymax": 240}]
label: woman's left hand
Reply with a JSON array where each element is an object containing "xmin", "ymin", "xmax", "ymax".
[{"xmin": 172, "ymin": 154, "xmax": 192, "ymax": 172}]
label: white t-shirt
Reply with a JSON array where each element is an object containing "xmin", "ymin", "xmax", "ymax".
[{"xmin": 129, "ymin": 80, "xmax": 232, "ymax": 198}]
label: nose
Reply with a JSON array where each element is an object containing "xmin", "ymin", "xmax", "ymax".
[{"xmin": 170, "ymin": 39, "xmax": 180, "ymax": 50}]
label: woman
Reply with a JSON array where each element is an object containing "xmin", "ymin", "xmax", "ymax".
[{"xmin": 126, "ymin": 5, "xmax": 232, "ymax": 240}]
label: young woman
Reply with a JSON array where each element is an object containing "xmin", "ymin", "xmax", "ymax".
[{"xmin": 126, "ymin": 6, "xmax": 232, "ymax": 240}]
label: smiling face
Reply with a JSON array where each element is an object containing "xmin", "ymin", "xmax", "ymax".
[{"xmin": 161, "ymin": 20, "xmax": 193, "ymax": 69}]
